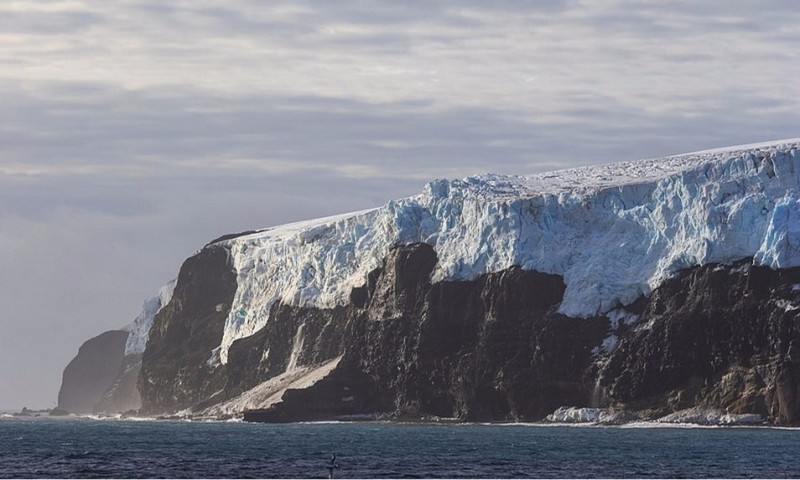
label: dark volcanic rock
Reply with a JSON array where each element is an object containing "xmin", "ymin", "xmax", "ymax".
[
  {"xmin": 58, "ymin": 330, "xmax": 129, "ymax": 414},
  {"xmin": 233, "ymin": 243, "xmax": 608, "ymax": 422},
  {"xmin": 344, "ymin": 243, "xmax": 609, "ymax": 421},
  {"xmin": 136, "ymin": 242, "xmax": 800, "ymax": 425},
  {"xmin": 223, "ymin": 302, "xmax": 353, "ymax": 400},
  {"xmin": 600, "ymin": 259, "xmax": 800, "ymax": 425},
  {"xmin": 139, "ymin": 245, "xmax": 238, "ymax": 414},
  {"xmin": 242, "ymin": 360, "xmax": 380, "ymax": 423}
]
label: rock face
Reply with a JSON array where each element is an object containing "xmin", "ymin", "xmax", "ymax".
[
  {"xmin": 139, "ymin": 245, "xmax": 237, "ymax": 414},
  {"xmin": 139, "ymin": 242, "xmax": 800, "ymax": 425},
  {"xmin": 57, "ymin": 279, "xmax": 175, "ymax": 415},
  {"xmin": 138, "ymin": 242, "xmax": 607, "ymax": 421},
  {"xmin": 344, "ymin": 243, "xmax": 608, "ymax": 421},
  {"xmin": 600, "ymin": 259, "xmax": 800, "ymax": 424},
  {"xmin": 242, "ymin": 243, "xmax": 609, "ymax": 422},
  {"xmin": 57, "ymin": 330, "xmax": 129, "ymax": 414},
  {"xmin": 92, "ymin": 354, "xmax": 143, "ymax": 414}
]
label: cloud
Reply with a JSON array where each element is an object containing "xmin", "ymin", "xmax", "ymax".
[
  {"xmin": 5, "ymin": 0, "xmax": 798, "ymax": 112},
  {"xmin": 2, "ymin": 78, "xmax": 797, "ymax": 186},
  {"xmin": 0, "ymin": 9, "xmax": 99, "ymax": 35}
]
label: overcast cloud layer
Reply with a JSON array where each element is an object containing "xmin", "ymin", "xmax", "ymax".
[{"xmin": 1, "ymin": 0, "xmax": 799, "ymax": 410}]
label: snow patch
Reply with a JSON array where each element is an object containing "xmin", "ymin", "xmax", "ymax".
[
  {"xmin": 207, "ymin": 347, "xmax": 222, "ymax": 368},
  {"xmin": 719, "ymin": 413, "xmax": 765, "ymax": 425},
  {"xmin": 547, "ymin": 407, "xmax": 608, "ymax": 423},
  {"xmin": 728, "ymin": 262, "xmax": 751, "ymax": 275},
  {"xmin": 606, "ymin": 309, "xmax": 639, "ymax": 329},
  {"xmin": 286, "ymin": 323, "xmax": 306, "ymax": 372},
  {"xmin": 775, "ymin": 299, "xmax": 800, "ymax": 312},
  {"xmin": 211, "ymin": 140, "xmax": 800, "ymax": 363},
  {"xmin": 548, "ymin": 406, "xmax": 765, "ymax": 426},
  {"xmin": 124, "ymin": 280, "xmax": 177, "ymax": 355},
  {"xmin": 546, "ymin": 406, "xmax": 630, "ymax": 424},
  {"xmin": 601, "ymin": 334, "xmax": 619, "ymax": 353},
  {"xmin": 657, "ymin": 406, "xmax": 765, "ymax": 426}
]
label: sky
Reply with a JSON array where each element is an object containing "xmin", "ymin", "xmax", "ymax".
[{"xmin": 1, "ymin": 0, "xmax": 799, "ymax": 410}]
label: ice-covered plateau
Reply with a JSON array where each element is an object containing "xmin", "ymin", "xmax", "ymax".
[{"xmin": 169, "ymin": 139, "xmax": 799, "ymax": 364}]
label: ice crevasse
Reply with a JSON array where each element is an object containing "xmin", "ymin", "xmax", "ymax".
[{"xmin": 148, "ymin": 140, "xmax": 800, "ymax": 364}]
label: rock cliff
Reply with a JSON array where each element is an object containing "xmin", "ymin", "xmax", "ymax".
[
  {"xmin": 57, "ymin": 330, "xmax": 129, "ymax": 414},
  {"xmin": 60, "ymin": 139, "xmax": 800, "ymax": 424},
  {"xmin": 138, "ymin": 246, "xmax": 236, "ymax": 414},
  {"xmin": 139, "ymin": 242, "xmax": 800, "ymax": 425},
  {"xmin": 600, "ymin": 259, "xmax": 800, "ymax": 424},
  {"xmin": 58, "ymin": 279, "xmax": 175, "ymax": 415}
]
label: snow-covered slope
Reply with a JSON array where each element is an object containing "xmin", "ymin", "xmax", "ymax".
[
  {"xmin": 201, "ymin": 356, "xmax": 342, "ymax": 418},
  {"xmin": 124, "ymin": 280, "xmax": 176, "ymax": 355},
  {"xmin": 212, "ymin": 139, "xmax": 800, "ymax": 364}
]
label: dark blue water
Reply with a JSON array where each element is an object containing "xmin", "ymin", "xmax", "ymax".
[{"xmin": 1, "ymin": 417, "xmax": 799, "ymax": 478}]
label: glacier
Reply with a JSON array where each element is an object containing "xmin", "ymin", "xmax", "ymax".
[
  {"xmin": 124, "ymin": 280, "xmax": 176, "ymax": 356},
  {"xmin": 190, "ymin": 139, "xmax": 800, "ymax": 364}
]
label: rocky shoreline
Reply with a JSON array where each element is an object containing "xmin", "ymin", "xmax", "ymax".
[{"xmin": 21, "ymin": 406, "xmax": 771, "ymax": 428}]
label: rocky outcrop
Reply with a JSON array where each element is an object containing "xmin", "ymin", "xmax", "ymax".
[
  {"xmin": 57, "ymin": 330, "xmax": 129, "ymax": 414},
  {"xmin": 139, "ymin": 245, "xmax": 237, "ymax": 414},
  {"xmin": 93, "ymin": 353, "xmax": 143, "ymax": 414},
  {"xmin": 343, "ymin": 243, "xmax": 608, "ymax": 421},
  {"xmin": 143, "ymin": 243, "xmax": 608, "ymax": 421},
  {"xmin": 600, "ymin": 259, "xmax": 800, "ymax": 424},
  {"xmin": 136, "ymin": 241, "xmax": 800, "ymax": 425}
]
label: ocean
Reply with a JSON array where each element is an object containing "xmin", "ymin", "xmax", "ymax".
[{"xmin": 1, "ymin": 416, "xmax": 798, "ymax": 478}]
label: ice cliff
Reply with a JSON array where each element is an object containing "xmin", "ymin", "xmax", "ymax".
[
  {"xmin": 124, "ymin": 280, "xmax": 176, "ymax": 356},
  {"xmin": 209, "ymin": 139, "xmax": 800, "ymax": 364}
]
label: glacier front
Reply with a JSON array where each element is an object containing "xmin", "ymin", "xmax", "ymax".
[{"xmin": 208, "ymin": 139, "xmax": 800, "ymax": 364}]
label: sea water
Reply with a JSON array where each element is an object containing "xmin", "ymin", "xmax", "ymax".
[{"xmin": 1, "ymin": 417, "xmax": 799, "ymax": 478}]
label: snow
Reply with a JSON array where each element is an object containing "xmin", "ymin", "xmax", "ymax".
[
  {"xmin": 755, "ymin": 195, "xmax": 800, "ymax": 268},
  {"xmin": 211, "ymin": 139, "xmax": 800, "ymax": 363},
  {"xmin": 593, "ymin": 309, "xmax": 638, "ymax": 355},
  {"xmin": 606, "ymin": 309, "xmax": 639, "ymax": 329},
  {"xmin": 201, "ymin": 356, "xmax": 341, "ymax": 418},
  {"xmin": 599, "ymin": 334, "xmax": 619, "ymax": 354},
  {"xmin": 657, "ymin": 406, "xmax": 764, "ymax": 425},
  {"xmin": 547, "ymin": 406, "xmax": 765, "ymax": 425},
  {"xmin": 547, "ymin": 406, "xmax": 610, "ymax": 423},
  {"xmin": 124, "ymin": 280, "xmax": 177, "ymax": 355},
  {"xmin": 774, "ymin": 299, "xmax": 800, "ymax": 312}
]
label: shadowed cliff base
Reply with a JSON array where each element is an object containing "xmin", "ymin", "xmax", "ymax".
[{"xmin": 57, "ymin": 330, "xmax": 129, "ymax": 414}]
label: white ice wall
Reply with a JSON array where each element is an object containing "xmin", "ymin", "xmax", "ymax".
[
  {"xmin": 204, "ymin": 140, "xmax": 800, "ymax": 363},
  {"xmin": 124, "ymin": 279, "xmax": 176, "ymax": 355}
]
